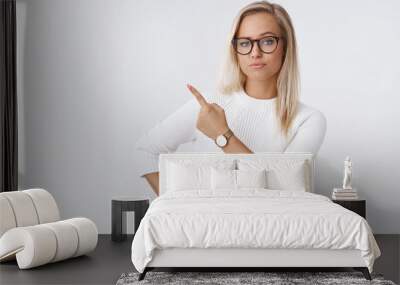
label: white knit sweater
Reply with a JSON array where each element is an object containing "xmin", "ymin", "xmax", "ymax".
[{"xmin": 135, "ymin": 90, "xmax": 327, "ymax": 177}]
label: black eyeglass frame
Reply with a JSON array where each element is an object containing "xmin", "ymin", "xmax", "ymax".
[{"xmin": 231, "ymin": 36, "xmax": 282, "ymax": 55}]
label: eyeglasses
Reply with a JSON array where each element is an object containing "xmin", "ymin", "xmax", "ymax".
[{"xmin": 231, "ymin": 36, "xmax": 281, "ymax": 55}]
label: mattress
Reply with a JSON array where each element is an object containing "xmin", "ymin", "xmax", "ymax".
[{"xmin": 131, "ymin": 189, "xmax": 381, "ymax": 273}]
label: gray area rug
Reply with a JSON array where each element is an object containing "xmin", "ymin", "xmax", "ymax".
[{"xmin": 116, "ymin": 271, "xmax": 397, "ymax": 285}]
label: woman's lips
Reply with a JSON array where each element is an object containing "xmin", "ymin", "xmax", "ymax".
[{"xmin": 249, "ymin": 64, "xmax": 266, "ymax": 69}]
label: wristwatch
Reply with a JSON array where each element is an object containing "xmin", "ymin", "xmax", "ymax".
[{"xmin": 214, "ymin": 129, "xmax": 234, "ymax": 148}]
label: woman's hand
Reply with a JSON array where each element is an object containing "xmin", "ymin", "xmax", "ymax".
[{"xmin": 187, "ymin": 84, "xmax": 229, "ymax": 140}]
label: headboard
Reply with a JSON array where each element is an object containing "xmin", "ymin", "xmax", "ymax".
[{"xmin": 159, "ymin": 152, "xmax": 314, "ymax": 196}]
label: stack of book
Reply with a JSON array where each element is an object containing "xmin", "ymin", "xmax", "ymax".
[{"xmin": 332, "ymin": 188, "xmax": 358, "ymax": 200}]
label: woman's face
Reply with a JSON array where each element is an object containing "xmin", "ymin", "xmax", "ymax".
[{"xmin": 235, "ymin": 12, "xmax": 285, "ymax": 82}]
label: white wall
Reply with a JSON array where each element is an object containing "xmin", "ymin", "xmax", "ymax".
[{"xmin": 17, "ymin": 0, "xmax": 400, "ymax": 234}]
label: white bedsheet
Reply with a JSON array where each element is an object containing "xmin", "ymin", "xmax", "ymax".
[{"xmin": 131, "ymin": 189, "xmax": 381, "ymax": 273}]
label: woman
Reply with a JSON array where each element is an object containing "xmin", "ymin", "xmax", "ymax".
[{"xmin": 135, "ymin": 1, "xmax": 327, "ymax": 196}]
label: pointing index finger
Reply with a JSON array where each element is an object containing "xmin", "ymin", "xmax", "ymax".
[{"xmin": 187, "ymin": 84, "xmax": 208, "ymax": 107}]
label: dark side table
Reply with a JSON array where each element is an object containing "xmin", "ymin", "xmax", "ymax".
[
  {"xmin": 111, "ymin": 196, "xmax": 149, "ymax": 242},
  {"xmin": 332, "ymin": 199, "xmax": 366, "ymax": 219}
]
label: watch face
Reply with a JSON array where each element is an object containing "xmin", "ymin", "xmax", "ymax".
[{"xmin": 216, "ymin": 135, "xmax": 227, "ymax": 147}]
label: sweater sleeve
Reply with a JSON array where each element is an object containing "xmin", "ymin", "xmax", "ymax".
[
  {"xmin": 284, "ymin": 110, "xmax": 327, "ymax": 156},
  {"xmin": 134, "ymin": 98, "xmax": 200, "ymax": 177}
]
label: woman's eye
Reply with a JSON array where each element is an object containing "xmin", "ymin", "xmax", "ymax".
[
  {"xmin": 261, "ymin": 38, "xmax": 275, "ymax": 45},
  {"xmin": 239, "ymin": 41, "xmax": 250, "ymax": 47}
]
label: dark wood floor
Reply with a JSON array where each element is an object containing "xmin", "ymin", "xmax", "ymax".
[
  {"xmin": 0, "ymin": 235, "xmax": 134, "ymax": 285},
  {"xmin": 0, "ymin": 234, "xmax": 398, "ymax": 285}
]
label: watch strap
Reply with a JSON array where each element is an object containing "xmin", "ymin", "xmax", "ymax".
[{"xmin": 223, "ymin": 129, "xmax": 234, "ymax": 140}]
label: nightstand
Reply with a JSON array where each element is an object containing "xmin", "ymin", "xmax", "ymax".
[
  {"xmin": 332, "ymin": 199, "xmax": 366, "ymax": 219},
  {"xmin": 111, "ymin": 197, "xmax": 149, "ymax": 242}
]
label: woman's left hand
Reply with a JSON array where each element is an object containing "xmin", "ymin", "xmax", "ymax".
[{"xmin": 187, "ymin": 84, "xmax": 229, "ymax": 140}]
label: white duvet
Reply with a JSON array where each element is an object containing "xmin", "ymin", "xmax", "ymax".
[{"xmin": 131, "ymin": 189, "xmax": 381, "ymax": 273}]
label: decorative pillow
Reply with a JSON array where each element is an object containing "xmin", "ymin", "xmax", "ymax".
[
  {"xmin": 237, "ymin": 159, "xmax": 309, "ymax": 191},
  {"xmin": 236, "ymin": 169, "xmax": 267, "ymax": 189},
  {"xmin": 211, "ymin": 168, "xmax": 268, "ymax": 190},
  {"xmin": 210, "ymin": 168, "xmax": 236, "ymax": 190},
  {"xmin": 166, "ymin": 159, "xmax": 236, "ymax": 192}
]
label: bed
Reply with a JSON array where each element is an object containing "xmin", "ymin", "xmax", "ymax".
[{"xmin": 131, "ymin": 152, "xmax": 381, "ymax": 281}]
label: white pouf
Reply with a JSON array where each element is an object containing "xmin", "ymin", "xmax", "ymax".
[{"xmin": 0, "ymin": 189, "xmax": 98, "ymax": 269}]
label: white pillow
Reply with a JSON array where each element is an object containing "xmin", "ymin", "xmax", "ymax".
[
  {"xmin": 167, "ymin": 163, "xmax": 209, "ymax": 191},
  {"xmin": 166, "ymin": 160, "xmax": 235, "ymax": 192},
  {"xmin": 236, "ymin": 169, "xmax": 267, "ymax": 189},
  {"xmin": 237, "ymin": 159, "xmax": 309, "ymax": 191},
  {"xmin": 211, "ymin": 168, "xmax": 268, "ymax": 190},
  {"xmin": 211, "ymin": 168, "xmax": 236, "ymax": 190}
]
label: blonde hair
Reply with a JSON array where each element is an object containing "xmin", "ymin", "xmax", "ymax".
[{"xmin": 217, "ymin": 1, "xmax": 299, "ymax": 136}]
